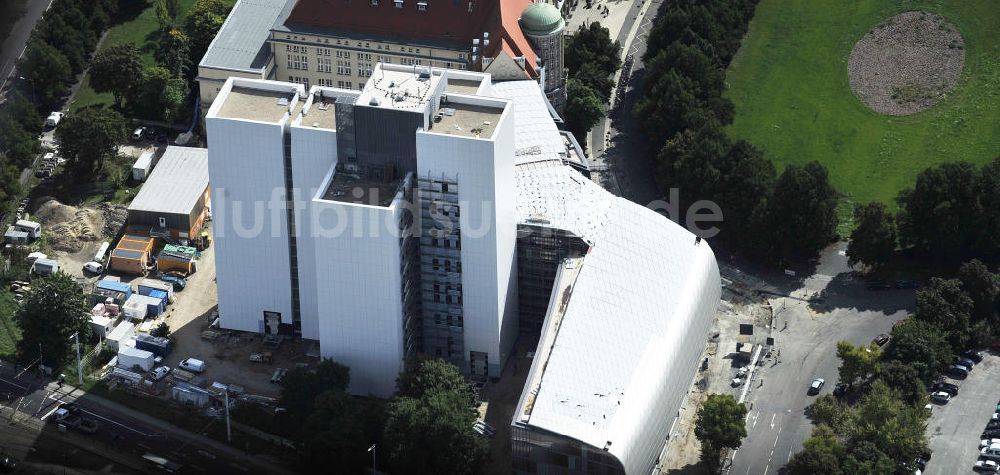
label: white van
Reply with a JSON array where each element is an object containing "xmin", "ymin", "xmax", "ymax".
[{"xmin": 179, "ymin": 358, "xmax": 205, "ymax": 373}]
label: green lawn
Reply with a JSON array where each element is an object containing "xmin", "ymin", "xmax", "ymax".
[
  {"xmin": 72, "ymin": 0, "xmax": 201, "ymax": 111},
  {"xmin": 724, "ymin": 0, "xmax": 1000, "ymax": 207},
  {"xmin": 0, "ymin": 290, "xmax": 22, "ymax": 359}
]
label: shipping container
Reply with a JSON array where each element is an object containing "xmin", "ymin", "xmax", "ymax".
[{"xmin": 118, "ymin": 347, "xmax": 155, "ymax": 372}]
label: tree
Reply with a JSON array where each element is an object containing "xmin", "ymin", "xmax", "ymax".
[
  {"xmin": 914, "ymin": 277, "xmax": 974, "ymax": 351},
  {"xmin": 383, "ymin": 359, "xmax": 487, "ymax": 475},
  {"xmin": 835, "ymin": 341, "xmax": 879, "ymax": 387},
  {"xmin": 155, "ymin": 28, "xmax": 191, "ymax": 78},
  {"xmin": 896, "ymin": 162, "xmax": 980, "ymax": 259},
  {"xmin": 151, "ymin": 322, "xmax": 170, "ymax": 338},
  {"xmin": 873, "ymin": 361, "xmax": 927, "ymax": 406},
  {"xmin": 134, "ymin": 65, "xmax": 189, "ymax": 122},
  {"xmin": 694, "ymin": 393, "xmax": 747, "ymax": 470},
  {"xmin": 786, "ymin": 425, "xmax": 845, "ymax": 475},
  {"xmin": 805, "ymin": 395, "xmax": 848, "ymax": 430},
  {"xmin": 765, "ymin": 161, "xmax": 839, "ymax": 261},
  {"xmin": 958, "ymin": 259, "xmax": 999, "ymax": 325},
  {"xmin": 155, "ymin": 0, "xmax": 181, "ymax": 32},
  {"xmin": 847, "ymin": 202, "xmax": 897, "ymax": 269},
  {"xmin": 185, "ymin": 0, "xmax": 233, "ymax": 68},
  {"xmin": 279, "ymin": 358, "xmax": 350, "ymax": 423},
  {"xmin": 882, "ymin": 320, "xmax": 953, "ymax": 386},
  {"xmin": 16, "ymin": 273, "xmax": 91, "ymax": 369},
  {"xmin": 975, "ymin": 158, "xmax": 1000, "ymax": 259},
  {"xmin": 90, "ymin": 44, "xmax": 144, "ymax": 108},
  {"xmin": 712, "ymin": 140, "xmax": 775, "ymax": 241},
  {"xmin": 564, "ymin": 79, "xmax": 603, "ymax": 143},
  {"xmin": 565, "ymin": 22, "xmax": 621, "ymax": 77},
  {"xmin": 55, "ymin": 108, "xmax": 127, "ymax": 173},
  {"xmin": 573, "ymin": 62, "xmax": 614, "ymax": 101},
  {"xmin": 297, "ymin": 388, "xmax": 368, "ymax": 473},
  {"xmin": 844, "ymin": 380, "xmax": 927, "ymax": 464},
  {"xmin": 18, "ymin": 39, "xmax": 71, "ymax": 107}
]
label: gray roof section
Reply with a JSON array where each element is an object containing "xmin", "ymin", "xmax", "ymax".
[
  {"xmin": 199, "ymin": 0, "xmax": 290, "ymax": 72},
  {"xmin": 128, "ymin": 147, "xmax": 209, "ymax": 216}
]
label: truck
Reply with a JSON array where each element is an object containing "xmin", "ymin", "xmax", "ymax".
[
  {"xmin": 52, "ymin": 407, "xmax": 99, "ymax": 434},
  {"xmin": 44, "ymin": 112, "xmax": 64, "ymax": 128}
]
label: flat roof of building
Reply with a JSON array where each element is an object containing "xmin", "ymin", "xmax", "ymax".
[
  {"xmin": 446, "ymin": 78, "xmax": 484, "ymax": 95},
  {"xmin": 357, "ymin": 64, "xmax": 442, "ymax": 112},
  {"xmin": 300, "ymin": 89, "xmax": 358, "ymax": 130},
  {"xmin": 321, "ymin": 167, "xmax": 402, "ymax": 207},
  {"xmin": 199, "ymin": 0, "xmax": 289, "ymax": 72},
  {"xmin": 429, "ymin": 102, "xmax": 502, "ymax": 139},
  {"xmin": 128, "ymin": 147, "xmax": 209, "ymax": 216},
  {"xmin": 217, "ymin": 86, "xmax": 298, "ymax": 123}
]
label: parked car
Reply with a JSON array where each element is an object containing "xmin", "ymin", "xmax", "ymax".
[
  {"xmin": 984, "ymin": 445, "xmax": 1000, "ymax": 461},
  {"xmin": 987, "ymin": 420, "xmax": 1000, "ymax": 430},
  {"xmin": 832, "ymin": 382, "xmax": 848, "ymax": 397},
  {"xmin": 965, "ymin": 350, "xmax": 985, "ymax": 363},
  {"xmin": 948, "ymin": 364, "xmax": 970, "ymax": 378},
  {"xmin": 808, "ymin": 378, "xmax": 824, "ymax": 395},
  {"xmin": 976, "ymin": 459, "xmax": 1000, "ymax": 473},
  {"xmin": 957, "ymin": 357, "xmax": 977, "ymax": 369},
  {"xmin": 149, "ymin": 366, "xmax": 171, "ymax": 381},
  {"xmin": 82, "ymin": 261, "xmax": 104, "ymax": 274},
  {"xmin": 983, "ymin": 439, "xmax": 1000, "ymax": 449},
  {"xmin": 179, "ymin": 358, "xmax": 205, "ymax": 373},
  {"xmin": 158, "ymin": 273, "xmax": 187, "ymax": 290},
  {"xmin": 132, "ymin": 126, "xmax": 146, "ymax": 140},
  {"xmin": 931, "ymin": 382, "xmax": 959, "ymax": 396},
  {"xmin": 930, "ymin": 391, "xmax": 951, "ymax": 403},
  {"xmin": 914, "ymin": 452, "xmax": 930, "ymax": 471},
  {"xmin": 44, "ymin": 111, "xmax": 64, "ymax": 128},
  {"xmin": 872, "ymin": 334, "xmax": 890, "ymax": 346},
  {"xmin": 984, "ymin": 428, "xmax": 1000, "ymax": 438}
]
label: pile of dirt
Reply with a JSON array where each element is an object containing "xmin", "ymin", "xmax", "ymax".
[
  {"xmin": 847, "ymin": 11, "xmax": 965, "ymax": 115},
  {"xmin": 34, "ymin": 199, "xmax": 104, "ymax": 253},
  {"xmin": 96, "ymin": 202, "xmax": 128, "ymax": 238}
]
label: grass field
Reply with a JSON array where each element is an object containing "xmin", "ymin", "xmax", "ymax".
[
  {"xmin": 0, "ymin": 290, "xmax": 22, "ymax": 360},
  {"xmin": 725, "ymin": 0, "xmax": 1000, "ymax": 212},
  {"xmin": 72, "ymin": 0, "xmax": 202, "ymax": 111}
]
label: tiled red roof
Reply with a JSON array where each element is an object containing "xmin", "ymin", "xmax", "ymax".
[
  {"xmin": 498, "ymin": 0, "xmax": 537, "ymax": 77},
  {"xmin": 286, "ymin": 0, "xmax": 499, "ymax": 47}
]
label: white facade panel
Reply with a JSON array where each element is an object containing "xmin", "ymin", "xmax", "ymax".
[
  {"xmin": 290, "ymin": 124, "xmax": 338, "ymax": 340},
  {"xmin": 311, "ymin": 191, "xmax": 406, "ymax": 397},
  {"xmin": 415, "ymin": 105, "xmax": 517, "ymax": 376},
  {"xmin": 206, "ymin": 116, "xmax": 293, "ymax": 333}
]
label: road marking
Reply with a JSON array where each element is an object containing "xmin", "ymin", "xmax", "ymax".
[
  {"xmin": 46, "ymin": 394, "xmax": 157, "ymax": 437},
  {"xmin": 773, "ymin": 427, "xmax": 782, "ymax": 448},
  {"xmin": 197, "ymin": 450, "xmax": 216, "ymax": 459},
  {"xmin": 787, "ymin": 448, "xmax": 792, "ymax": 462},
  {"xmin": 39, "ymin": 405, "xmax": 61, "ymax": 421},
  {"xmin": 769, "ymin": 413, "xmax": 776, "ymax": 430}
]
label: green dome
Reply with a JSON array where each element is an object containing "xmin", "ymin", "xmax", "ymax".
[{"xmin": 520, "ymin": 3, "xmax": 564, "ymax": 35}]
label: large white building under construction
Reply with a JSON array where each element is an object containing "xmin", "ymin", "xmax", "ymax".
[{"xmin": 205, "ymin": 63, "xmax": 719, "ymax": 474}]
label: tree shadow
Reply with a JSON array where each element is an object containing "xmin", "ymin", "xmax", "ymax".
[
  {"xmin": 806, "ymin": 272, "xmax": 915, "ymax": 315},
  {"xmin": 663, "ymin": 462, "xmax": 712, "ymax": 475}
]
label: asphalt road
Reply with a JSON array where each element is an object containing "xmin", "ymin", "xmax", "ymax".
[
  {"xmin": 0, "ymin": 367, "xmax": 276, "ymax": 473},
  {"xmin": 729, "ymin": 243, "xmax": 915, "ymax": 474},
  {"xmin": 925, "ymin": 353, "xmax": 1000, "ymax": 475},
  {"xmin": 0, "ymin": 0, "xmax": 54, "ymax": 100}
]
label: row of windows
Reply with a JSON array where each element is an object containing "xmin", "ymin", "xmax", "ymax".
[
  {"xmin": 316, "ymin": 78, "xmax": 356, "ymax": 90},
  {"xmin": 284, "ymin": 37, "xmax": 461, "ymax": 56},
  {"xmin": 287, "ymin": 54, "xmax": 308, "ymax": 70},
  {"xmin": 288, "ymin": 76, "xmax": 309, "ymax": 89}
]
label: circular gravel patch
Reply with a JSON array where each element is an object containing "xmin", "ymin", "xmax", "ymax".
[{"xmin": 848, "ymin": 11, "xmax": 965, "ymax": 115}]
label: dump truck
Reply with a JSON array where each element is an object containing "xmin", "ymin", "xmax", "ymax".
[{"xmin": 52, "ymin": 407, "xmax": 99, "ymax": 434}]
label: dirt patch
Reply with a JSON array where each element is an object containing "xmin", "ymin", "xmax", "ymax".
[
  {"xmin": 34, "ymin": 199, "xmax": 103, "ymax": 253},
  {"xmin": 847, "ymin": 11, "xmax": 965, "ymax": 115}
]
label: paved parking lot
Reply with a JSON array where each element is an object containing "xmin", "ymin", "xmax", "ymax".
[{"xmin": 926, "ymin": 353, "xmax": 1000, "ymax": 474}]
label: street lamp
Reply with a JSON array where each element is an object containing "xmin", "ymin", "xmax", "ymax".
[
  {"xmin": 69, "ymin": 332, "xmax": 82, "ymax": 386},
  {"xmin": 17, "ymin": 76, "xmax": 35, "ymax": 104},
  {"xmin": 367, "ymin": 443, "xmax": 376, "ymax": 475}
]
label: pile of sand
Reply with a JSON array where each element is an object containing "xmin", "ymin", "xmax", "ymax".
[
  {"xmin": 34, "ymin": 199, "xmax": 104, "ymax": 253},
  {"xmin": 848, "ymin": 11, "xmax": 965, "ymax": 115}
]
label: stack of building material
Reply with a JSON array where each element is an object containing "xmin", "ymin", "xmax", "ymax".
[
  {"xmin": 109, "ymin": 235, "xmax": 156, "ymax": 275},
  {"xmin": 156, "ymin": 244, "xmax": 197, "ymax": 275},
  {"xmin": 136, "ymin": 334, "xmax": 172, "ymax": 357},
  {"xmin": 123, "ymin": 293, "xmax": 166, "ymax": 320},
  {"xmin": 91, "ymin": 279, "xmax": 132, "ymax": 306}
]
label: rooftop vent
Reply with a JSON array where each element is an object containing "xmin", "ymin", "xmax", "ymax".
[
  {"xmin": 418, "ymin": 67, "xmax": 431, "ymax": 79},
  {"xmin": 277, "ymin": 97, "xmax": 289, "ymax": 106},
  {"xmin": 394, "ymin": 0, "xmax": 403, "ymax": 7},
  {"xmin": 417, "ymin": 1, "xmax": 427, "ymax": 10},
  {"xmin": 371, "ymin": 0, "xmax": 378, "ymax": 4},
  {"xmin": 369, "ymin": 97, "xmax": 380, "ymax": 106}
]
